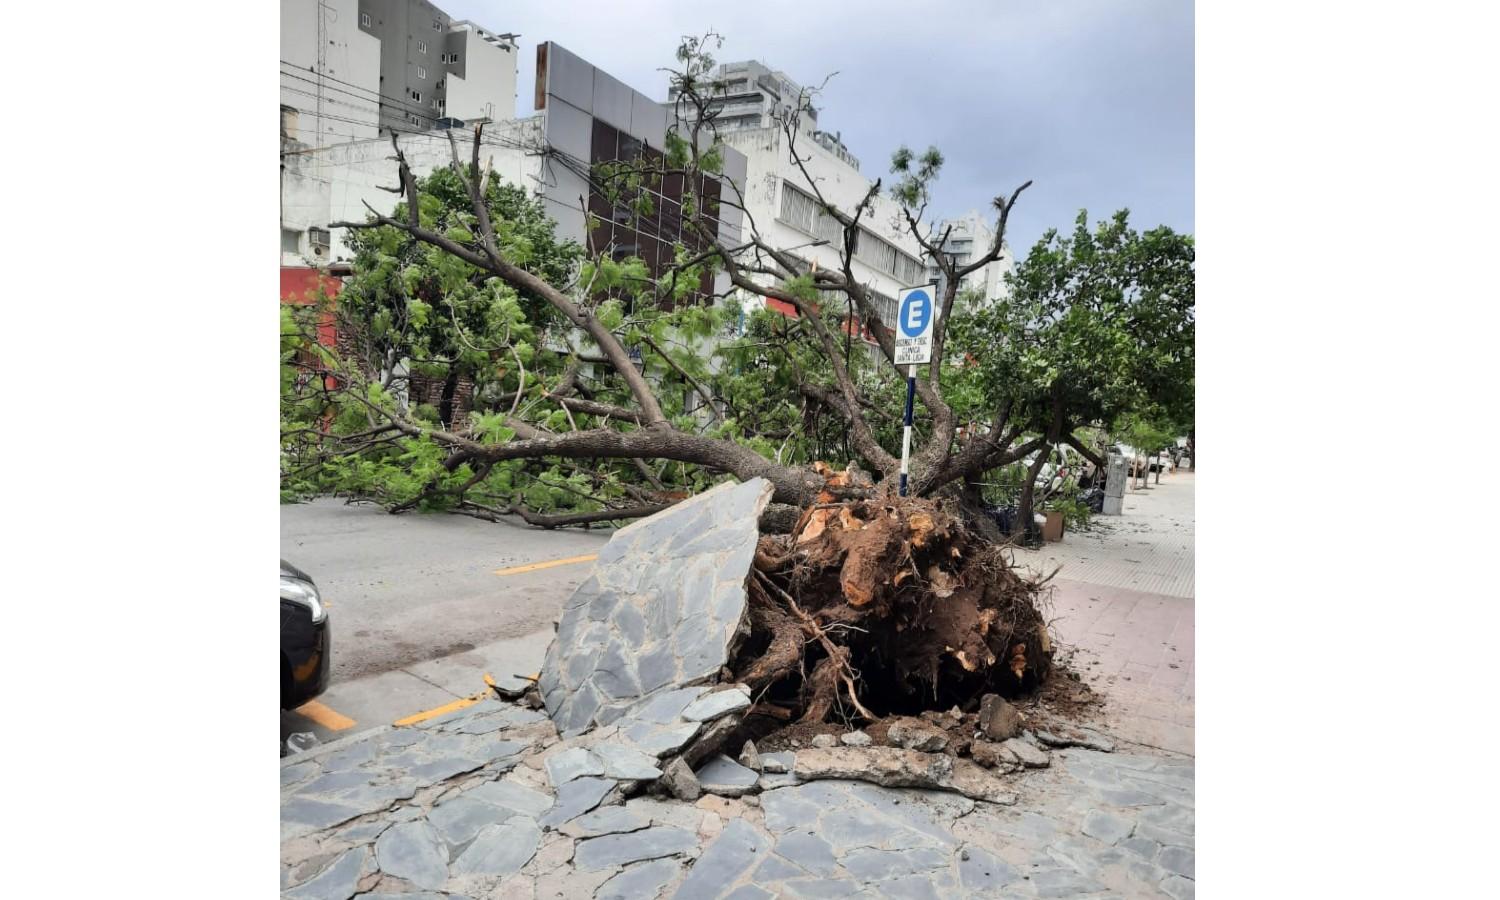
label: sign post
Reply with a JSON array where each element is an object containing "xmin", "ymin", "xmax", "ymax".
[{"xmin": 894, "ymin": 285, "xmax": 937, "ymax": 496}]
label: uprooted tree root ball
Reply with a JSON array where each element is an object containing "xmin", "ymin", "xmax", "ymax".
[{"xmin": 729, "ymin": 478, "xmax": 1054, "ymax": 736}]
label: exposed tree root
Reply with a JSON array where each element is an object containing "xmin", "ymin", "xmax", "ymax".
[{"xmin": 730, "ymin": 467, "xmax": 1053, "ymax": 731}]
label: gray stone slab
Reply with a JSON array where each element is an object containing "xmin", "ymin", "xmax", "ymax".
[
  {"xmin": 545, "ymin": 747, "xmax": 606, "ymax": 786},
  {"xmin": 282, "ymin": 847, "xmax": 366, "ymax": 900},
  {"xmin": 773, "ymin": 831, "xmax": 839, "ymax": 877},
  {"xmin": 427, "ymin": 794, "xmax": 516, "ymax": 846},
  {"xmin": 567, "ymin": 805, "xmax": 652, "ymax": 838},
  {"xmin": 374, "ymin": 821, "xmax": 449, "ymax": 891},
  {"xmin": 1030, "ymin": 867, "xmax": 1104, "ymax": 898},
  {"xmin": 872, "ymin": 875, "xmax": 947, "ymax": 900},
  {"xmin": 777, "ymin": 879, "xmax": 861, "ymax": 898},
  {"xmin": 595, "ymin": 743, "xmax": 664, "ymax": 780},
  {"xmin": 450, "ymin": 817, "xmax": 543, "ymax": 877},
  {"xmin": 695, "ymin": 754, "xmax": 761, "ymax": 796},
  {"xmin": 958, "ymin": 845, "xmax": 1021, "ymax": 892},
  {"xmin": 628, "ymin": 721, "xmax": 703, "ymax": 758},
  {"xmin": 681, "ymin": 687, "xmax": 752, "ymax": 722},
  {"xmin": 282, "ymin": 797, "xmax": 362, "ymax": 832},
  {"xmin": 1081, "ymin": 808, "xmax": 1134, "ymax": 845},
  {"xmin": 1158, "ymin": 845, "xmax": 1195, "ymax": 879},
  {"xmin": 281, "ymin": 761, "xmax": 319, "ymax": 787},
  {"xmin": 1120, "ymin": 835, "xmax": 1161, "ymax": 860},
  {"xmin": 840, "ymin": 846, "xmax": 948, "ymax": 881},
  {"xmin": 596, "ymin": 857, "xmax": 685, "ymax": 900},
  {"xmin": 466, "ymin": 778, "xmax": 556, "ymax": 819},
  {"xmin": 574, "ymin": 825, "xmax": 701, "ymax": 871},
  {"xmin": 724, "ymin": 886, "xmax": 776, "ymax": 900},
  {"xmin": 671, "ymin": 819, "xmax": 770, "ymax": 897},
  {"xmin": 1161, "ymin": 874, "xmax": 1196, "ymax": 900},
  {"xmin": 538, "ymin": 776, "xmax": 615, "ymax": 829}
]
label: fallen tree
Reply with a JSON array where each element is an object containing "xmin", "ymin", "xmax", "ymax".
[{"xmin": 282, "ymin": 34, "xmax": 1052, "ymax": 526}]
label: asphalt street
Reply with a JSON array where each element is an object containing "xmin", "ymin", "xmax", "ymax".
[{"xmin": 280, "ymin": 499, "xmax": 610, "ymax": 744}]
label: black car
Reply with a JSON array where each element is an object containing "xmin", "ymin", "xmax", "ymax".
[{"xmin": 281, "ymin": 560, "xmax": 330, "ymax": 709}]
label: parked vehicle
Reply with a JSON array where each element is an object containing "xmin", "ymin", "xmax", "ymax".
[{"xmin": 281, "ymin": 560, "xmax": 330, "ymax": 709}]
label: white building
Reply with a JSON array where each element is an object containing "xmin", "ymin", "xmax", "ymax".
[
  {"xmin": 924, "ymin": 210, "xmax": 1015, "ymax": 306},
  {"xmin": 280, "ymin": 0, "xmax": 522, "ymax": 264},
  {"xmin": 667, "ymin": 59, "xmax": 861, "ymax": 171},
  {"xmin": 714, "ymin": 125, "xmax": 925, "ymax": 336}
]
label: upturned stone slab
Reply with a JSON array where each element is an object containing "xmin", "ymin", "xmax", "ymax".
[
  {"xmin": 695, "ymin": 754, "xmax": 761, "ymax": 797},
  {"xmin": 541, "ymin": 479, "xmax": 772, "ymax": 735},
  {"xmin": 573, "ymin": 825, "xmax": 701, "ymax": 871},
  {"xmin": 374, "ymin": 821, "xmax": 449, "ymax": 891}
]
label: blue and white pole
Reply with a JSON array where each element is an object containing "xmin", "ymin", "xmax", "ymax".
[{"xmin": 900, "ymin": 365, "xmax": 916, "ymax": 496}]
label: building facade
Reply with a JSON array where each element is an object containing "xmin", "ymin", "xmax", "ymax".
[
  {"xmin": 666, "ymin": 59, "xmax": 860, "ymax": 171},
  {"xmin": 715, "ymin": 123, "xmax": 925, "ymax": 335},
  {"xmin": 924, "ymin": 210, "xmax": 1015, "ymax": 306}
]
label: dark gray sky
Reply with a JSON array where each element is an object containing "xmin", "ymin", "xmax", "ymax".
[{"xmin": 442, "ymin": 0, "xmax": 1194, "ymax": 256}]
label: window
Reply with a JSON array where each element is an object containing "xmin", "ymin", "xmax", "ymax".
[
  {"xmin": 417, "ymin": 41, "xmax": 427, "ymax": 54},
  {"xmin": 360, "ymin": 13, "xmax": 370, "ymax": 27},
  {"xmin": 435, "ymin": 79, "xmax": 444, "ymax": 89},
  {"xmin": 431, "ymin": 98, "xmax": 439, "ymax": 109},
  {"xmin": 308, "ymin": 227, "xmax": 330, "ymax": 253},
  {"xmin": 417, "ymin": 66, "xmax": 427, "ymax": 79},
  {"xmin": 410, "ymin": 90, "xmax": 421, "ymax": 102},
  {"xmin": 408, "ymin": 113, "xmax": 425, "ymax": 127},
  {"xmin": 281, "ymin": 228, "xmax": 301, "ymax": 253},
  {"xmin": 433, "ymin": 18, "xmax": 442, "ymax": 31}
]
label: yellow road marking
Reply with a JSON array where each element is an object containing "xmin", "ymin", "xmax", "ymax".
[
  {"xmin": 493, "ymin": 553, "xmax": 598, "ymax": 577},
  {"xmin": 295, "ymin": 700, "xmax": 356, "ymax": 731},
  {"xmin": 393, "ymin": 692, "xmax": 488, "ymax": 727}
]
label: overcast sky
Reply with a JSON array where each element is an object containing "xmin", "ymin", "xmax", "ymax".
[{"xmin": 441, "ymin": 0, "xmax": 1193, "ymax": 256}]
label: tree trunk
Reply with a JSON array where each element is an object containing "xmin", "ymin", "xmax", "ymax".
[
  {"xmin": 1014, "ymin": 444, "xmax": 1051, "ymax": 542},
  {"xmin": 958, "ymin": 471, "xmax": 1004, "ymax": 544}
]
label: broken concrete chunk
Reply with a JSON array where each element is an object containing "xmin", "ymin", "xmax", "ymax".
[
  {"xmin": 738, "ymin": 740, "xmax": 762, "ymax": 772},
  {"xmin": 1002, "ymin": 738, "xmax": 1050, "ymax": 768},
  {"xmin": 840, "ymin": 731, "xmax": 873, "ymax": 747},
  {"xmin": 978, "ymin": 694, "xmax": 1024, "ymax": 741},
  {"xmin": 680, "ymin": 714, "xmax": 743, "ymax": 769},
  {"xmin": 660, "ymin": 758, "xmax": 702, "ymax": 801},
  {"xmin": 791, "ymin": 746, "xmax": 1017, "ymax": 803},
  {"xmin": 810, "ymin": 734, "xmax": 838, "ymax": 749},
  {"xmin": 1034, "ymin": 727, "xmax": 1116, "ymax": 753},
  {"xmin": 760, "ymin": 751, "xmax": 794, "ymax": 774},
  {"xmin": 970, "ymin": 741, "xmax": 1021, "ymax": 770},
  {"xmin": 886, "ymin": 717, "xmax": 951, "ymax": 752}
]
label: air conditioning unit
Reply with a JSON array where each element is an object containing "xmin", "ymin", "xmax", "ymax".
[{"xmin": 309, "ymin": 228, "xmax": 330, "ymax": 256}]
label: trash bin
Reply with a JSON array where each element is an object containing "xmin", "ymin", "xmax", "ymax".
[{"xmin": 1042, "ymin": 510, "xmax": 1065, "ymax": 542}]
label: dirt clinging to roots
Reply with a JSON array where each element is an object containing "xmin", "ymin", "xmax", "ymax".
[{"xmin": 729, "ymin": 474, "xmax": 1053, "ymax": 734}]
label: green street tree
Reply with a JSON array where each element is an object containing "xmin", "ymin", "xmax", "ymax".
[{"xmin": 945, "ymin": 209, "xmax": 1195, "ymax": 530}]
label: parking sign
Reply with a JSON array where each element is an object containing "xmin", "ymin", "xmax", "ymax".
[{"xmin": 894, "ymin": 285, "xmax": 938, "ymax": 365}]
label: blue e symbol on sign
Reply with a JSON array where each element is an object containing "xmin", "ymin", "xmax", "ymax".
[{"xmin": 899, "ymin": 289, "xmax": 932, "ymax": 338}]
